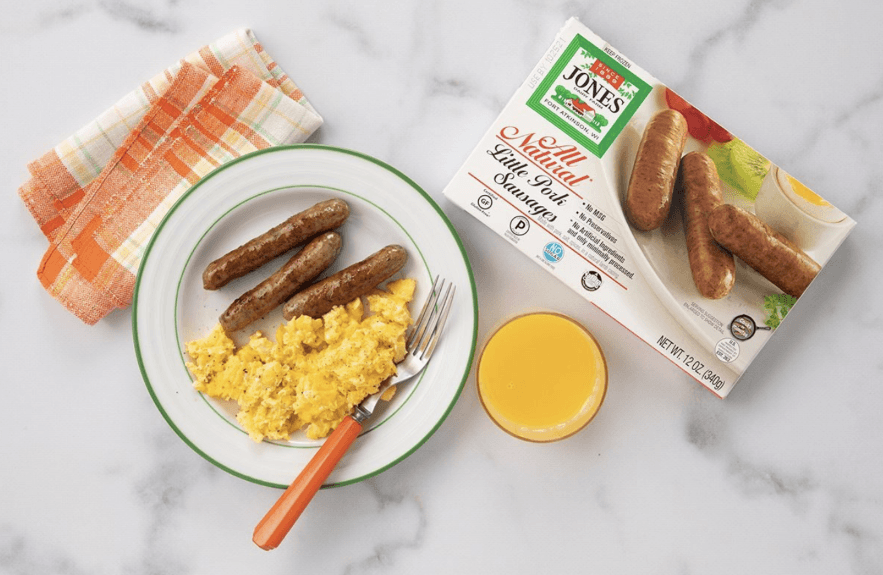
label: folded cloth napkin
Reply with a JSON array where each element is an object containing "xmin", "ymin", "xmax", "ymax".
[{"xmin": 19, "ymin": 30, "xmax": 323, "ymax": 324}]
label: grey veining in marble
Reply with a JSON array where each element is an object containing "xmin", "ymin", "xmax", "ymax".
[{"xmin": 1, "ymin": 0, "xmax": 882, "ymax": 573}]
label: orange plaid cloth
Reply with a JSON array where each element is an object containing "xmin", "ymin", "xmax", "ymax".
[{"xmin": 20, "ymin": 30, "xmax": 323, "ymax": 324}]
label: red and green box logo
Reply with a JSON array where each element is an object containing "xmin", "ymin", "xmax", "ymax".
[{"xmin": 527, "ymin": 35, "xmax": 651, "ymax": 158}]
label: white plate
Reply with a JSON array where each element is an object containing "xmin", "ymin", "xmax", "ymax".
[{"xmin": 133, "ymin": 145, "xmax": 477, "ymax": 488}]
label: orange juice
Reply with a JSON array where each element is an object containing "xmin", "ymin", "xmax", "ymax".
[{"xmin": 477, "ymin": 313, "xmax": 607, "ymax": 442}]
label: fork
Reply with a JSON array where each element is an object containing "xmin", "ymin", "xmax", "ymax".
[{"xmin": 253, "ymin": 276, "xmax": 455, "ymax": 550}]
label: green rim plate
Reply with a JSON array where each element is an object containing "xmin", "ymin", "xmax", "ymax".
[{"xmin": 133, "ymin": 145, "xmax": 477, "ymax": 488}]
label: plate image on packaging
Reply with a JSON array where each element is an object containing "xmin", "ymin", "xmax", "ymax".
[{"xmin": 605, "ymin": 87, "xmax": 854, "ymax": 374}]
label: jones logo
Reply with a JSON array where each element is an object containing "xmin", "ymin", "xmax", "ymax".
[
  {"xmin": 543, "ymin": 241, "xmax": 565, "ymax": 263},
  {"xmin": 561, "ymin": 65, "xmax": 625, "ymax": 114},
  {"xmin": 527, "ymin": 34, "xmax": 651, "ymax": 158}
]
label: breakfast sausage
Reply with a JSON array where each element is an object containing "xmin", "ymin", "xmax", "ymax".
[
  {"xmin": 625, "ymin": 109, "xmax": 688, "ymax": 231},
  {"xmin": 219, "ymin": 232, "xmax": 343, "ymax": 332},
  {"xmin": 707, "ymin": 204, "xmax": 820, "ymax": 298},
  {"xmin": 678, "ymin": 152, "xmax": 735, "ymax": 299},
  {"xmin": 282, "ymin": 245, "xmax": 408, "ymax": 320},
  {"xmin": 203, "ymin": 198, "xmax": 349, "ymax": 290}
]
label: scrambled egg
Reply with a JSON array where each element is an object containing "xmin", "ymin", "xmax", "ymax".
[{"xmin": 184, "ymin": 279, "xmax": 416, "ymax": 441}]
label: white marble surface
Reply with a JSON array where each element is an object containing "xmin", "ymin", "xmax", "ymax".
[{"xmin": 2, "ymin": 0, "xmax": 882, "ymax": 572}]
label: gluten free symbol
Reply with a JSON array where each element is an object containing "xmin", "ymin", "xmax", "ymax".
[{"xmin": 477, "ymin": 194, "xmax": 494, "ymax": 210}]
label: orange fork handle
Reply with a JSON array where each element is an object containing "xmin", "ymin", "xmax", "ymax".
[{"xmin": 253, "ymin": 415, "xmax": 363, "ymax": 550}]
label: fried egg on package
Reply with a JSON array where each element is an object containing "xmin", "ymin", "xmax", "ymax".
[{"xmin": 185, "ymin": 279, "xmax": 416, "ymax": 441}]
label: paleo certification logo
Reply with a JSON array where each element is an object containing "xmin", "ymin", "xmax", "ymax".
[{"xmin": 510, "ymin": 216, "xmax": 530, "ymax": 236}]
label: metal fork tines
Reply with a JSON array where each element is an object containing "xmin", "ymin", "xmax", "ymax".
[
  {"xmin": 355, "ymin": 275, "xmax": 454, "ymax": 420},
  {"xmin": 406, "ymin": 275, "xmax": 455, "ymax": 365}
]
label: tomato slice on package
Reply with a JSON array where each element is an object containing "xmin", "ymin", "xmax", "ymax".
[
  {"xmin": 664, "ymin": 87, "xmax": 733, "ymax": 143},
  {"xmin": 681, "ymin": 107, "xmax": 711, "ymax": 141},
  {"xmin": 664, "ymin": 88, "xmax": 690, "ymax": 113},
  {"xmin": 708, "ymin": 120, "xmax": 733, "ymax": 143}
]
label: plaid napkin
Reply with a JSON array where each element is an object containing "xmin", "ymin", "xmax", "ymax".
[{"xmin": 19, "ymin": 30, "xmax": 323, "ymax": 324}]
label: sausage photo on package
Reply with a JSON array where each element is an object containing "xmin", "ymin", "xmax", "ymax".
[
  {"xmin": 678, "ymin": 151, "xmax": 735, "ymax": 299},
  {"xmin": 707, "ymin": 204, "xmax": 820, "ymax": 298},
  {"xmin": 625, "ymin": 109, "xmax": 688, "ymax": 231}
]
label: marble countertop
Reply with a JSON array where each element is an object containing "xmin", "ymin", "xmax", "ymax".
[{"xmin": 2, "ymin": 1, "xmax": 882, "ymax": 572}]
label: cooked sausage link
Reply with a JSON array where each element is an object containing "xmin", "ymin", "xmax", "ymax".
[
  {"xmin": 625, "ymin": 109, "xmax": 688, "ymax": 231},
  {"xmin": 203, "ymin": 198, "xmax": 349, "ymax": 290},
  {"xmin": 219, "ymin": 232, "xmax": 343, "ymax": 332},
  {"xmin": 678, "ymin": 152, "xmax": 735, "ymax": 299},
  {"xmin": 282, "ymin": 245, "xmax": 408, "ymax": 320},
  {"xmin": 707, "ymin": 204, "xmax": 820, "ymax": 298}
]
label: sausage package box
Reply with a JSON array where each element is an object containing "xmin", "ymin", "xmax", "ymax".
[{"xmin": 443, "ymin": 17, "xmax": 855, "ymax": 397}]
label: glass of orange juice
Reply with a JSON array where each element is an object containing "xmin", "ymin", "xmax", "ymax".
[{"xmin": 477, "ymin": 312, "xmax": 607, "ymax": 442}]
